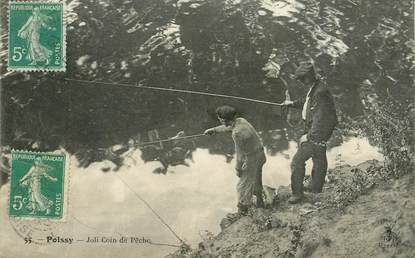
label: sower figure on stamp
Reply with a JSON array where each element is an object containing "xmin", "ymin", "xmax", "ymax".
[
  {"xmin": 282, "ymin": 61, "xmax": 337, "ymax": 204},
  {"xmin": 17, "ymin": 7, "xmax": 53, "ymax": 65},
  {"xmin": 204, "ymin": 105, "xmax": 266, "ymax": 215},
  {"xmin": 19, "ymin": 157, "xmax": 57, "ymax": 214}
]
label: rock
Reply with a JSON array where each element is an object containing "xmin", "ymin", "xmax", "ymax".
[
  {"xmin": 152, "ymin": 166, "xmax": 167, "ymax": 174},
  {"xmin": 220, "ymin": 213, "xmax": 241, "ymax": 231},
  {"xmin": 337, "ymin": 227, "xmax": 346, "ymax": 233},
  {"xmin": 252, "ymin": 208, "xmax": 272, "ymax": 220},
  {"xmin": 299, "ymin": 203, "xmax": 318, "ymax": 216},
  {"xmin": 299, "ymin": 208, "xmax": 316, "ymax": 216},
  {"xmin": 270, "ymin": 215, "xmax": 285, "ymax": 229},
  {"xmin": 321, "ymin": 237, "xmax": 332, "ymax": 247},
  {"xmin": 265, "ymin": 218, "xmax": 273, "ymax": 230},
  {"xmin": 219, "ymin": 218, "xmax": 232, "ymax": 231},
  {"xmin": 295, "ymin": 238, "xmax": 320, "ymax": 258},
  {"xmin": 251, "ymin": 208, "xmax": 273, "ymax": 231}
]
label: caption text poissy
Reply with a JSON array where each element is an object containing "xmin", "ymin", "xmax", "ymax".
[{"xmin": 24, "ymin": 236, "xmax": 152, "ymax": 245}]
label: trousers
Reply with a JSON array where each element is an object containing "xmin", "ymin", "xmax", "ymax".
[
  {"xmin": 290, "ymin": 141, "xmax": 327, "ymax": 195},
  {"xmin": 237, "ymin": 150, "xmax": 266, "ymax": 206}
]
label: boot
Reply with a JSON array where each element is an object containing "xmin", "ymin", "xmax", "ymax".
[
  {"xmin": 237, "ymin": 203, "xmax": 249, "ymax": 216},
  {"xmin": 255, "ymin": 195, "xmax": 265, "ymax": 208},
  {"xmin": 303, "ymin": 182, "xmax": 312, "ymax": 192},
  {"xmin": 305, "ymin": 181, "xmax": 323, "ymax": 193},
  {"xmin": 288, "ymin": 194, "xmax": 303, "ymax": 204}
]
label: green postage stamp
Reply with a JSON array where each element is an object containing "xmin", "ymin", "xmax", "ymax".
[
  {"xmin": 8, "ymin": 2, "xmax": 65, "ymax": 71},
  {"xmin": 9, "ymin": 151, "xmax": 66, "ymax": 219}
]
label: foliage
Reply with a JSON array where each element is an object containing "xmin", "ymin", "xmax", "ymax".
[
  {"xmin": 327, "ymin": 162, "xmax": 390, "ymax": 210},
  {"xmin": 353, "ymin": 94, "xmax": 414, "ymax": 176}
]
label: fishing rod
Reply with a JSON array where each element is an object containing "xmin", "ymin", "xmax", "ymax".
[
  {"xmin": 64, "ymin": 78, "xmax": 284, "ymax": 107},
  {"xmin": 96, "ymin": 134, "xmax": 205, "ymax": 153},
  {"xmin": 138, "ymin": 133, "xmax": 205, "ymax": 147}
]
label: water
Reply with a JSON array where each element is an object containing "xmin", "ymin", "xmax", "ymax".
[{"xmin": 0, "ymin": 135, "xmax": 383, "ymax": 258}]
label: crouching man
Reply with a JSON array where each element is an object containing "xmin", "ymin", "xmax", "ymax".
[{"xmin": 204, "ymin": 105, "xmax": 266, "ymax": 215}]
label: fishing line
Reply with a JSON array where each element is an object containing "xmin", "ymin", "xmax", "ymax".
[
  {"xmin": 71, "ymin": 215, "xmax": 182, "ymax": 248},
  {"xmin": 71, "ymin": 215, "xmax": 123, "ymax": 237},
  {"xmin": 115, "ymin": 173, "xmax": 186, "ymax": 245},
  {"xmin": 148, "ymin": 242, "xmax": 182, "ymax": 248},
  {"xmin": 63, "ymin": 78, "xmax": 284, "ymax": 106}
]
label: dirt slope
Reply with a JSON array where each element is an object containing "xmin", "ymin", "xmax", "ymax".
[{"xmin": 168, "ymin": 160, "xmax": 415, "ymax": 257}]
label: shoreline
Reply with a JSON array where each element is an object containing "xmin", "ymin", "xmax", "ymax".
[{"xmin": 167, "ymin": 159, "xmax": 415, "ymax": 257}]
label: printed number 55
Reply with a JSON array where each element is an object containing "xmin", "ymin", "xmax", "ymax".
[{"xmin": 12, "ymin": 47, "xmax": 26, "ymax": 62}]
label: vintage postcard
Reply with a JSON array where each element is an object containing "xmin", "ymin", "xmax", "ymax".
[{"xmin": 0, "ymin": 0, "xmax": 413, "ymax": 258}]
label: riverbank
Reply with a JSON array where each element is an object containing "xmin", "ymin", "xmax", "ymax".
[{"xmin": 167, "ymin": 160, "xmax": 415, "ymax": 257}]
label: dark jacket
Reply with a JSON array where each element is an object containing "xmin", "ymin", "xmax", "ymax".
[{"xmin": 291, "ymin": 82, "xmax": 337, "ymax": 143}]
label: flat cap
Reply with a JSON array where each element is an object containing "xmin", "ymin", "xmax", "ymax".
[{"xmin": 294, "ymin": 61, "xmax": 316, "ymax": 79}]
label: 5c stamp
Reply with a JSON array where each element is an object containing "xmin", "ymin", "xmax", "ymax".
[
  {"xmin": 8, "ymin": 2, "xmax": 65, "ymax": 71},
  {"xmin": 9, "ymin": 151, "xmax": 66, "ymax": 219}
]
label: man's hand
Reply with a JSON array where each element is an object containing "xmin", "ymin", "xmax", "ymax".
[
  {"xmin": 172, "ymin": 131, "xmax": 185, "ymax": 139},
  {"xmin": 300, "ymin": 134, "xmax": 308, "ymax": 144},
  {"xmin": 236, "ymin": 168, "xmax": 243, "ymax": 177},
  {"xmin": 236, "ymin": 162, "xmax": 246, "ymax": 177},
  {"xmin": 241, "ymin": 162, "xmax": 247, "ymax": 171},
  {"xmin": 204, "ymin": 128, "xmax": 216, "ymax": 136},
  {"xmin": 281, "ymin": 100, "xmax": 294, "ymax": 106}
]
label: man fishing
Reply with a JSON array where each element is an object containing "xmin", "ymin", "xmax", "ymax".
[
  {"xmin": 282, "ymin": 61, "xmax": 337, "ymax": 204},
  {"xmin": 204, "ymin": 105, "xmax": 266, "ymax": 215}
]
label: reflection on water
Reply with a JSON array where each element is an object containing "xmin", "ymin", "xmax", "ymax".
[{"xmin": 0, "ymin": 136, "xmax": 383, "ymax": 258}]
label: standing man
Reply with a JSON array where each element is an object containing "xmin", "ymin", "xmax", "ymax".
[
  {"xmin": 204, "ymin": 105, "xmax": 266, "ymax": 215},
  {"xmin": 282, "ymin": 61, "xmax": 337, "ymax": 204}
]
